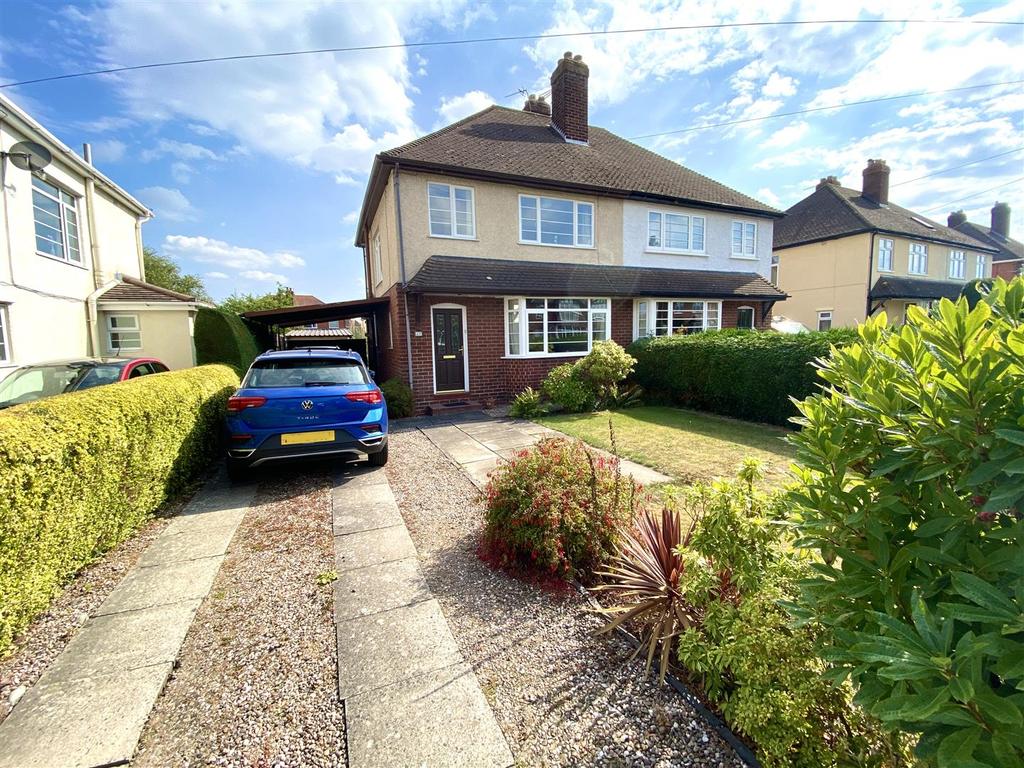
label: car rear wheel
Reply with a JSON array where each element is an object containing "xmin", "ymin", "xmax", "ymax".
[{"xmin": 368, "ymin": 445, "xmax": 389, "ymax": 467}]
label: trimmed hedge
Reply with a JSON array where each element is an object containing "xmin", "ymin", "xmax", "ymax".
[
  {"xmin": 0, "ymin": 365, "xmax": 239, "ymax": 655},
  {"xmin": 194, "ymin": 306, "xmax": 261, "ymax": 374},
  {"xmin": 628, "ymin": 329, "xmax": 858, "ymax": 426}
]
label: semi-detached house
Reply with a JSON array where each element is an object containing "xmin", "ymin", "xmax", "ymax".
[{"xmin": 353, "ymin": 53, "xmax": 785, "ymax": 414}]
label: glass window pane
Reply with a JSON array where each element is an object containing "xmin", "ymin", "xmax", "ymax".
[
  {"xmin": 744, "ymin": 223, "xmax": 756, "ymax": 254},
  {"xmin": 671, "ymin": 301, "xmax": 705, "ymax": 334},
  {"xmin": 591, "ymin": 311, "xmax": 607, "ymax": 342},
  {"xmin": 664, "ymin": 214, "xmax": 688, "ymax": 249},
  {"xmin": 692, "ymin": 217, "xmax": 705, "ymax": 251},
  {"xmin": 507, "ymin": 301, "xmax": 521, "ymax": 355},
  {"xmin": 539, "ymin": 198, "xmax": 574, "ymax": 245},
  {"xmin": 33, "ymin": 191, "xmax": 61, "ymax": 218},
  {"xmin": 576, "ymin": 203, "xmax": 593, "ymax": 246},
  {"xmin": 637, "ymin": 301, "xmax": 648, "ymax": 337},
  {"xmin": 731, "ymin": 222, "xmax": 743, "ymax": 253},
  {"xmin": 454, "ymin": 188, "xmax": 474, "ymax": 237},
  {"xmin": 648, "ymin": 212, "xmax": 661, "ymax": 248},
  {"xmin": 654, "ymin": 301, "xmax": 669, "ymax": 336},
  {"xmin": 428, "ymin": 183, "xmax": 452, "ymax": 236},
  {"xmin": 525, "ymin": 298, "xmax": 544, "ymax": 309},
  {"xmin": 527, "ymin": 313, "xmax": 544, "ymax": 352},
  {"xmin": 520, "ymin": 197, "xmax": 538, "ymax": 241},
  {"xmin": 32, "ymin": 176, "xmax": 59, "ymax": 197},
  {"xmin": 590, "ymin": 298, "xmax": 607, "ymax": 308},
  {"xmin": 707, "ymin": 302, "xmax": 720, "ymax": 330},
  {"xmin": 36, "ymin": 236, "xmax": 63, "ymax": 257}
]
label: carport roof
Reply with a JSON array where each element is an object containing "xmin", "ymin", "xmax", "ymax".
[{"xmin": 242, "ymin": 296, "xmax": 388, "ymax": 326}]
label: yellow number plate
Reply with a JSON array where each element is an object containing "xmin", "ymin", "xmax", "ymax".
[{"xmin": 281, "ymin": 430, "xmax": 335, "ymax": 446}]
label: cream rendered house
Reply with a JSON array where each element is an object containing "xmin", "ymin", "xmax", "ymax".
[
  {"xmin": 0, "ymin": 93, "xmax": 202, "ymax": 379},
  {"xmin": 772, "ymin": 160, "xmax": 997, "ymax": 330}
]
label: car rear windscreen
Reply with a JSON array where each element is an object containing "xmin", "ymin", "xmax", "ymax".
[{"xmin": 245, "ymin": 358, "xmax": 368, "ymax": 388}]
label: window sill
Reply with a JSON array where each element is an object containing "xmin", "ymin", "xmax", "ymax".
[
  {"xmin": 645, "ymin": 248, "xmax": 707, "ymax": 257},
  {"xmin": 517, "ymin": 241, "xmax": 596, "ymax": 250},
  {"xmin": 37, "ymin": 252, "xmax": 87, "ymax": 270},
  {"xmin": 908, "ymin": 271, "xmax": 928, "ymax": 276},
  {"xmin": 729, "ymin": 254, "xmax": 759, "ymax": 261},
  {"xmin": 503, "ymin": 351, "xmax": 590, "ymax": 360},
  {"xmin": 877, "ymin": 267, "xmax": 893, "ymax": 273},
  {"xmin": 429, "ymin": 234, "xmax": 478, "ymax": 242}
]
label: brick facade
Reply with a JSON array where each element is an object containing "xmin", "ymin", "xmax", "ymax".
[
  {"xmin": 993, "ymin": 259, "xmax": 1023, "ymax": 281},
  {"xmin": 373, "ymin": 284, "xmax": 771, "ymax": 414}
]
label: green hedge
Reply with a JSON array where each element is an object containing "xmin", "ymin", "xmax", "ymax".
[
  {"xmin": 0, "ymin": 364, "xmax": 239, "ymax": 655},
  {"xmin": 194, "ymin": 306, "xmax": 261, "ymax": 374},
  {"xmin": 628, "ymin": 329, "xmax": 858, "ymax": 426}
]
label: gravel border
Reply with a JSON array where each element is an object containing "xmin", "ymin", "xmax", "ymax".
[
  {"xmin": 387, "ymin": 428, "xmax": 744, "ymax": 768},
  {"xmin": 133, "ymin": 468, "xmax": 346, "ymax": 768}
]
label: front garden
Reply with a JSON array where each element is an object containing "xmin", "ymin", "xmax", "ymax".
[{"xmin": 487, "ymin": 277, "xmax": 1024, "ymax": 768}]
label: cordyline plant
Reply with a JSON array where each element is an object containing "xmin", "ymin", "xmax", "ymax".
[
  {"xmin": 594, "ymin": 505, "xmax": 700, "ymax": 682},
  {"xmin": 787, "ymin": 277, "xmax": 1024, "ymax": 767}
]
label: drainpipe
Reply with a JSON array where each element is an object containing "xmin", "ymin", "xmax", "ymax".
[
  {"xmin": 82, "ymin": 144, "xmax": 104, "ymax": 289},
  {"xmin": 85, "ymin": 280, "xmax": 113, "ymax": 357},
  {"xmin": 393, "ymin": 163, "xmax": 414, "ymax": 385},
  {"xmin": 865, "ymin": 232, "xmax": 876, "ymax": 319},
  {"xmin": 135, "ymin": 216, "xmax": 148, "ymax": 281}
]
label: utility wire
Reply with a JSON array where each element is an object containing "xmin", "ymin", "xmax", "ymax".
[
  {"xmin": 1, "ymin": 17, "xmax": 1022, "ymax": 89},
  {"xmin": 919, "ymin": 176, "xmax": 1024, "ymax": 214},
  {"xmin": 626, "ymin": 79, "xmax": 1024, "ymax": 140},
  {"xmin": 890, "ymin": 147, "xmax": 1024, "ymax": 188}
]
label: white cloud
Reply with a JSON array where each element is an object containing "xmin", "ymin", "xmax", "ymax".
[
  {"xmin": 241, "ymin": 270, "xmax": 289, "ymax": 283},
  {"xmin": 137, "ymin": 186, "xmax": 195, "ymax": 222},
  {"xmin": 342, "ymin": 209, "xmax": 360, "ymax": 224},
  {"xmin": 756, "ymin": 186, "xmax": 782, "ymax": 207},
  {"xmin": 141, "ymin": 139, "xmax": 220, "ymax": 163},
  {"xmin": 204, "ymin": 271, "xmax": 229, "ymax": 279},
  {"xmin": 170, "ymin": 161, "xmax": 193, "ymax": 184},
  {"xmin": 188, "ymin": 123, "xmax": 219, "ymax": 137},
  {"xmin": 436, "ymin": 90, "xmax": 495, "ymax": 126},
  {"xmin": 163, "ymin": 235, "xmax": 304, "ymax": 271},
  {"xmin": 90, "ymin": 139, "xmax": 126, "ymax": 164},
  {"xmin": 762, "ymin": 72, "xmax": 797, "ymax": 98},
  {"xmin": 760, "ymin": 121, "xmax": 809, "ymax": 149}
]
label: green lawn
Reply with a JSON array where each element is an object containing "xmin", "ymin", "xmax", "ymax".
[{"xmin": 538, "ymin": 406, "xmax": 797, "ymax": 488}]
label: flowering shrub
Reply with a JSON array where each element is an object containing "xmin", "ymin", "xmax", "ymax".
[
  {"xmin": 539, "ymin": 364, "xmax": 596, "ymax": 413},
  {"xmin": 482, "ymin": 437, "xmax": 644, "ymax": 578},
  {"xmin": 574, "ymin": 340, "xmax": 637, "ymax": 399}
]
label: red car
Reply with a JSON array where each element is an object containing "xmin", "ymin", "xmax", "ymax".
[{"xmin": 0, "ymin": 357, "xmax": 169, "ymax": 410}]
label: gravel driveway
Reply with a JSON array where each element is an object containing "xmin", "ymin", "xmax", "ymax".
[{"xmin": 387, "ymin": 426, "xmax": 744, "ymax": 768}]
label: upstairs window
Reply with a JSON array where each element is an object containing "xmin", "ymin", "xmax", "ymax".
[
  {"xmin": 0, "ymin": 305, "xmax": 9, "ymax": 363},
  {"xmin": 106, "ymin": 314, "xmax": 141, "ymax": 352},
  {"xmin": 33, "ymin": 176, "xmax": 81, "ymax": 264},
  {"xmin": 372, "ymin": 232, "xmax": 383, "ymax": 285},
  {"xmin": 519, "ymin": 195, "xmax": 593, "ymax": 247},
  {"xmin": 428, "ymin": 183, "xmax": 475, "ymax": 238},
  {"xmin": 731, "ymin": 221, "xmax": 757, "ymax": 258},
  {"xmin": 634, "ymin": 299, "xmax": 721, "ymax": 339},
  {"xmin": 976, "ymin": 254, "xmax": 988, "ymax": 279},
  {"xmin": 948, "ymin": 250, "xmax": 965, "ymax": 279},
  {"xmin": 770, "ymin": 254, "xmax": 779, "ymax": 286},
  {"xmin": 877, "ymin": 238, "xmax": 894, "ymax": 272},
  {"xmin": 505, "ymin": 297, "xmax": 608, "ymax": 356},
  {"xmin": 647, "ymin": 211, "xmax": 705, "ymax": 252},
  {"xmin": 909, "ymin": 242, "xmax": 928, "ymax": 275}
]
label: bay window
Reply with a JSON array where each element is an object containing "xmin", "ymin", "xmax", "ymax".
[
  {"xmin": 519, "ymin": 195, "xmax": 594, "ymax": 247},
  {"xmin": 731, "ymin": 221, "xmax": 757, "ymax": 258},
  {"xmin": 504, "ymin": 297, "xmax": 609, "ymax": 356},
  {"xmin": 647, "ymin": 211, "xmax": 705, "ymax": 252},
  {"xmin": 634, "ymin": 299, "xmax": 721, "ymax": 339}
]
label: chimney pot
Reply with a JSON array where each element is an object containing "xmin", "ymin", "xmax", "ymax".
[
  {"xmin": 991, "ymin": 201, "xmax": 1010, "ymax": 238},
  {"xmin": 947, "ymin": 210, "xmax": 967, "ymax": 228},
  {"xmin": 816, "ymin": 175, "xmax": 840, "ymax": 190},
  {"xmin": 523, "ymin": 92, "xmax": 551, "ymax": 116},
  {"xmin": 550, "ymin": 53, "xmax": 589, "ymax": 144},
  {"xmin": 861, "ymin": 158, "xmax": 890, "ymax": 205}
]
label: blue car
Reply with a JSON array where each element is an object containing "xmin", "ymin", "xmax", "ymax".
[{"xmin": 225, "ymin": 348, "xmax": 388, "ymax": 478}]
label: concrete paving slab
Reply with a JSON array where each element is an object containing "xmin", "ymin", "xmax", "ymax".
[
  {"xmin": 137, "ymin": 523, "xmax": 238, "ymax": 567},
  {"xmin": 336, "ymin": 464, "xmax": 390, "ymax": 488},
  {"xmin": 620, "ymin": 458, "xmax": 671, "ymax": 485},
  {"xmin": 335, "ymin": 524, "xmax": 417, "ymax": 572},
  {"xmin": 346, "ymin": 662, "xmax": 513, "ymax": 768},
  {"xmin": 0, "ymin": 663, "xmax": 173, "ymax": 768},
  {"xmin": 454, "ymin": 419, "xmax": 506, "ymax": 436},
  {"xmin": 96, "ymin": 556, "xmax": 224, "ymax": 616},
  {"xmin": 333, "ymin": 556, "xmax": 430, "ymax": 621},
  {"xmin": 162, "ymin": 504, "xmax": 248, "ymax": 536},
  {"xmin": 333, "ymin": 497, "xmax": 404, "ymax": 536},
  {"xmin": 337, "ymin": 599, "xmax": 463, "ymax": 699},
  {"xmin": 44, "ymin": 600, "xmax": 201, "ymax": 684},
  {"xmin": 426, "ymin": 425, "xmax": 497, "ymax": 464},
  {"xmin": 476, "ymin": 431, "xmax": 539, "ymax": 452},
  {"xmin": 462, "ymin": 456, "xmax": 501, "ymax": 489}
]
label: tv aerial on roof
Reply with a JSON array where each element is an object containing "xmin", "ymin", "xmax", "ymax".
[{"xmin": 2, "ymin": 140, "xmax": 52, "ymax": 172}]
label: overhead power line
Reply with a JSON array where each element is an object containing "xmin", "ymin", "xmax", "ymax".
[
  {"xmin": 919, "ymin": 176, "xmax": 1024, "ymax": 215},
  {"xmin": 1, "ymin": 17, "xmax": 1021, "ymax": 89},
  {"xmin": 626, "ymin": 79, "xmax": 1024, "ymax": 140},
  {"xmin": 890, "ymin": 147, "xmax": 1024, "ymax": 188}
]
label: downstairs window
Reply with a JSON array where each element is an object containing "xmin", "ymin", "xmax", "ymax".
[
  {"xmin": 634, "ymin": 299, "xmax": 721, "ymax": 339},
  {"xmin": 505, "ymin": 297, "xmax": 609, "ymax": 357}
]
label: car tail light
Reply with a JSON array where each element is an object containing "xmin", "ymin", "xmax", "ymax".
[
  {"xmin": 230, "ymin": 433, "xmax": 253, "ymax": 441},
  {"xmin": 363, "ymin": 423, "xmax": 382, "ymax": 433},
  {"xmin": 345, "ymin": 389, "xmax": 383, "ymax": 405},
  {"xmin": 227, "ymin": 396, "xmax": 266, "ymax": 413}
]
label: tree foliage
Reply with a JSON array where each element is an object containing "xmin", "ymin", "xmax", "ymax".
[
  {"xmin": 219, "ymin": 284, "xmax": 295, "ymax": 315},
  {"xmin": 788, "ymin": 277, "xmax": 1024, "ymax": 767},
  {"xmin": 142, "ymin": 247, "xmax": 211, "ymax": 302}
]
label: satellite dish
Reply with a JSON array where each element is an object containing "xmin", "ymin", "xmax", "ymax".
[{"xmin": 5, "ymin": 141, "xmax": 52, "ymax": 172}]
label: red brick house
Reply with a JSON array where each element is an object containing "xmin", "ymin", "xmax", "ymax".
[
  {"xmin": 948, "ymin": 203, "xmax": 1023, "ymax": 281},
  {"xmin": 352, "ymin": 53, "xmax": 785, "ymax": 414}
]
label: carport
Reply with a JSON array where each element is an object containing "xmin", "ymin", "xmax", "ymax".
[{"xmin": 243, "ymin": 296, "xmax": 389, "ymax": 372}]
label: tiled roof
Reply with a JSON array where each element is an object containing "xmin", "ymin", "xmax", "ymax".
[
  {"xmin": 951, "ymin": 221, "xmax": 1023, "ymax": 262},
  {"xmin": 284, "ymin": 328, "xmax": 353, "ymax": 337},
  {"xmin": 380, "ymin": 106, "xmax": 780, "ymax": 216},
  {"xmin": 100, "ymin": 275, "xmax": 195, "ymax": 302},
  {"xmin": 774, "ymin": 184, "xmax": 999, "ymax": 252},
  {"xmin": 406, "ymin": 256, "xmax": 786, "ymax": 300},
  {"xmin": 869, "ymin": 276, "xmax": 966, "ymax": 302},
  {"xmin": 292, "ymin": 294, "xmax": 324, "ymax": 306}
]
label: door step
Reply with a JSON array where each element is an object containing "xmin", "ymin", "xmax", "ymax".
[{"xmin": 424, "ymin": 399, "xmax": 482, "ymax": 416}]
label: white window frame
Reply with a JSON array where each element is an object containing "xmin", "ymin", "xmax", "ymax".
[
  {"xmin": 646, "ymin": 209, "xmax": 706, "ymax": 254},
  {"xmin": 504, "ymin": 296, "xmax": 610, "ymax": 358},
  {"xmin": 736, "ymin": 305, "xmax": 755, "ymax": 330},
  {"xmin": 817, "ymin": 311, "xmax": 833, "ymax": 331},
  {"xmin": 518, "ymin": 194, "xmax": 595, "ymax": 249},
  {"xmin": 909, "ymin": 242, "xmax": 928, "ymax": 275},
  {"xmin": 106, "ymin": 314, "xmax": 142, "ymax": 352},
  {"xmin": 430, "ymin": 302, "xmax": 470, "ymax": 395},
  {"xmin": 0, "ymin": 304, "xmax": 10, "ymax": 363},
  {"xmin": 427, "ymin": 182, "xmax": 476, "ymax": 240},
  {"xmin": 32, "ymin": 175, "xmax": 83, "ymax": 266},
  {"xmin": 770, "ymin": 254, "xmax": 779, "ymax": 286},
  {"xmin": 877, "ymin": 238, "xmax": 894, "ymax": 272},
  {"xmin": 632, "ymin": 298, "xmax": 722, "ymax": 340},
  {"xmin": 948, "ymin": 250, "xmax": 966, "ymax": 280},
  {"xmin": 730, "ymin": 220, "xmax": 758, "ymax": 259},
  {"xmin": 976, "ymin": 253, "xmax": 988, "ymax": 279},
  {"xmin": 371, "ymin": 232, "xmax": 383, "ymax": 287}
]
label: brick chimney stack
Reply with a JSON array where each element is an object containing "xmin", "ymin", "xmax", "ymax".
[
  {"xmin": 816, "ymin": 175, "xmax": 840, "ymax": 190},
  {"xmin": 523, "ymin": 93, "xmax": 551, "ymax": 116},
  {"xmin": 861, "ymin": 159, "xmax": 890, "ymax": 204},
  {"xmin": 948, "ymin": 210, "xmax": 967, "ymax": 228},
  {"xmin": 550, "ymin": 51, "xmax": 589, "ymax": 144},
  {"xmin": 991, "ymin": 202, "xmax": 1010, "ymax": 238}
]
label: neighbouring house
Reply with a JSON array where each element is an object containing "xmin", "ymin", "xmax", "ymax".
[
  {"xmin": 345, "ymin": 53, "xmax": 784, "ymax": 414},
  {"xmin": 0, "ymin": 94, "xmax": 204, "ymax": 378},
  {"xmin": 948, "ymin": 203, "xmax": 1022, "ymax": 281},
  {"xmin": 772, "ymin": 160, "xmax": 998, "ymax": 330}
]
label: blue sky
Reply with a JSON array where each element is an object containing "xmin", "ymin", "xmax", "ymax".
[{"xmin": 1, "ymin": 0, "xmax": 1021, "ymax": 302}]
